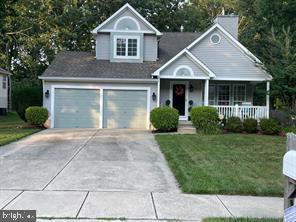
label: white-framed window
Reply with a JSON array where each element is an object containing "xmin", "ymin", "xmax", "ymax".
[
  {"xmin": 217, "ymin": 84, "xmax": 230, "ymax": 105},
  {"xmin": 209, "ymin": 84, "xmax": 216, "ymax": 105},
  {"xmin": 233, "ymin": 84, "xmax": 246, "ymax": 105},
  {"xmin": 2, "ymin": 76, "xmax": 7, "ymax": 89},
  {"xmin": 114, "ymin": 35, "xmax": 140, "ymax": 59}
]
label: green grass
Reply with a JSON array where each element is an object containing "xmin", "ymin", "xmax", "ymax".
[
  {"xmin": 155, "ymin": 134, "xmax": 286, "ymax": 196},
  {"xmin": 0, "ymin": 112, "xmax": 40, "ymax": 146},
  {"xmin": 203, "ymin": 218, "xmax": 282, "ymax": 222}
]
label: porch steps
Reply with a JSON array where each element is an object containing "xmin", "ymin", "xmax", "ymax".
[{"xmin": 178, "ymin": 121, "xmax": 196, "ymax": 134}]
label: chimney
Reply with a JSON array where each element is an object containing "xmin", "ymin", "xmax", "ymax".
[{"xmin": 215, "ymin": 15, "xmax": 239, "ymax": 39}]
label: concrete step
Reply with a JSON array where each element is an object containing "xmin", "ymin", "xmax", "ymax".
[{"xmin": 178, "ymin": 121, "xmax": 196, "ymax": 134}]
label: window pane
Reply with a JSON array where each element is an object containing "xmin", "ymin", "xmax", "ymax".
[
  {"xmin": 2, "ymin": 76, "xmax": 6, "ymax": 89},
  {"xmin": 209, "ymin": 84, "xmax": 215, "ymax": 105},
  {"xmin": 116, "ymin": 38, "xmax": 126, "ymax": 56},
  {"xmin": 128, "ymin": 39, "xmax": 137, "ymax": 56},
  {"xmin": 233, "ymin": 85, "xmax": 246, "ymax": 105},
  {"xmin": 218, "ymin": 85, "xmax": 230, "ymax": 105}
]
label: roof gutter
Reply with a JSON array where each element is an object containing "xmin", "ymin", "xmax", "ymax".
[{"xmin": 38, "ymin": 76, "xmax": 158, "ymax": 83}]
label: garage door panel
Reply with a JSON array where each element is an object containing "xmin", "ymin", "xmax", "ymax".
[
  {"xmin": 54, "ymin": 89, "xmax": 100, "ymax": 128},
  {"xmin": 103, "ymin": 90, "xmax": 147, "ymax": 129}
]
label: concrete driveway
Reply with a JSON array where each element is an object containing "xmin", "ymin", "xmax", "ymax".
[{"xmin": 0, "ymin": 129, "xmax": 179, "ymax": 192}]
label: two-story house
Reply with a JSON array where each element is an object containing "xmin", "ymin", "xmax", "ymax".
[
  {"xmin": 39, "ymin": 3, "xmax": 272, "ymax": 129},
  {"xmin": 0, "ymin": 68, "xmax": 11, "ymax": 116}
]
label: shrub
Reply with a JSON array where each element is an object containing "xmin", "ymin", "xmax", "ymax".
[
  {"xmin": 190, "ymin": 106, "xmax": 221, "ymax": 134},
  {"xmin": 150, "ymin": 107, "xmax": 179, "ymax": 132},
  {"xmin": 226, "ymin": 117, "xmax": 243, "ymax": 133},
  {"xmin": 260, "ymin": 118, "xmax": 281, "ymax": 135},
  {"xmin": 243, "ymin": 118, "xmax": 258, "ymax": 133},
  {"xmin": 25, "ymin": 106, "xmax": 48, "ymax": 127},
  {"xmin": 12, "ymin": 86, "xmax": 43, "ymax": 121}
]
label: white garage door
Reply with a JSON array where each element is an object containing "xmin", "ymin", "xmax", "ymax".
[
  {"xmin": 54, "ymin": 88, "xmax": 100, "ymax": 128},
  {"xmin": 103, "ymin": 90, "xmax": 148, "ymax": 129}
]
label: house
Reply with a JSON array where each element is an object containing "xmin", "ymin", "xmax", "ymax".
[
  {"xmin": 39, "ymin": 3, "xmax": 272, "ymax": 129},
  {"xmin": 0, "ymin": 68, "xmax": 11, "ymax": 116}
]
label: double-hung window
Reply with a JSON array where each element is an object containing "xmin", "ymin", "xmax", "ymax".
[
  {"xmin": 209, "ymin": 84, "xmax": 216, "ymax": 105},
  {"xmin": 2, "ymin": 76, "xmax": 7, "ymax": 89},
  {"xmin": 114, "ymin": 36, "xmax": 140, "ymax": 59},
  {"xmin": 233, "ymin": 84, "xmax": 246, "ymax": 105},
  {"xmin": 217, "ymin": 85, "xmax": 230, "ymax": 105}
]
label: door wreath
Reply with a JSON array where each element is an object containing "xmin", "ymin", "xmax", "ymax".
[{"xmin": 175, "ymin": 85, "xmax": 184, "ymax": 96}]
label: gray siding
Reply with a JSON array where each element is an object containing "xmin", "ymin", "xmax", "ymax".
[
  {"xmin": 102, "ymin": 9, "xmax": 153, "ymax": 32},
  {"xmin": 190, "ymin": 29, "xmax": 268, "ymax": 80},
  {"xmin": 96, "ymin": 34, "xmax": 110, "ymax": 60},
  {"xmin": 143, "ymin": 35, "xmax": 158, "ymax": 61},
  {"xmin": 54, "ymin": 89, "xmax": 100, "ymax": 128},
  {"xmin": 159, "ymin": 54, "xmax": 209, "ymax": 78},
  {"xmin": 103, "ymin": 90, "xmax": 147, "ymax": 128},
  {"xmin": 0, "ymin": 74, "xmax": 8, "ymax": 108}
]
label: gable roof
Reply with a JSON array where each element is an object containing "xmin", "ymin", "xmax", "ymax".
[
  {"xmin": 187, "ymin": 23, "xmax": 263, "ymax": 64},
  {"xmin": 40, "ymin": 32, "xmax": 201, "ymax": 79},
  {"xmin": 0, "ymin": 68, "xmax": 11, "ymax": 75},
  {"xmin": 91, "ymin": 3, "xmax": 162, "ymax": 36},
  {"xmin": 153, "ymin": 49, "xmax": 216, "ymax": 78}
]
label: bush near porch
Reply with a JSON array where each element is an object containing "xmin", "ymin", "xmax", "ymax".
[{"xmin": 155, "ymin": 134, "xmax": 285, "ymax": 196}]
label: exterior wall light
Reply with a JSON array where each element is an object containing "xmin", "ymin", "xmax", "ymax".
[
  {"xmin": 152, "ymin": 92, "xmax": 157, "ymax": 101},
  {"xmin": 45, "ymin": 90, "xmax": 50, "ymax": 98}
]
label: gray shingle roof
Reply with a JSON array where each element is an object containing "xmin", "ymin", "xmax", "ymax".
[
  {"xmin": 0, "ymin": 68, "xmax": 11, "ymax": 75},
  {"xmin": 41, "ymin": 32, "xmax": 201, "ymax": 79}
]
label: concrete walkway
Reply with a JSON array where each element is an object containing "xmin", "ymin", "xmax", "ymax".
[{"xmin": 0, "ymin": 190, "xmax": 283, "ymax": 220}]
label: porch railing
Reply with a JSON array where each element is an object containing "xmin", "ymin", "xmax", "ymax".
[{"xmin": 211, "ymin": 105, "xmax": 268, "ymax": 120}]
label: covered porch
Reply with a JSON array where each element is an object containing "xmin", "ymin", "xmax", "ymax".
[{"xmin": 158, "ymin": 78, "xmax": 270, "ymax": 121}]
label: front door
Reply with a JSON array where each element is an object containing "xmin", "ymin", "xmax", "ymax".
[{"xmin": 172, "ymin": 84, "xmax": 186, "ymax": 117}]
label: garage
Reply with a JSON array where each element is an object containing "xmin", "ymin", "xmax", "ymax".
[
  {"xmin": 53, "ymin": 88, "xmax": 100, "ymax": 128},
  {"xmin": 103, "ymin": 89, "xmax": 148, "ymax": 129}
]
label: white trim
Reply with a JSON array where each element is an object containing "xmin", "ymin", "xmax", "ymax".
[
  {"xmin": 114, "ymin": 16, "xmax": 140, "ymax": 30},
  {"xmin": 113, "ymin": 35, "xmax": 140, "ymax": 59},
  {"xmin": 39, "ymin": 76, "xmax": 158, "ymax": 83},
  {"xmin": 266, "ymin": 81, "xmax": 270, "ymax": 118},
  {"xmin": 169, "ymin": 81, "xmax": 189, "ymax": 121},
  {"xmin": 152, "ymin": 49, "xmax": 216, "ymax": 78},
  {"xmin": 91, "ymin": 3, "xmax": 162, "ymax": 36},
  {"xmin": 98, "ymin": 29, "xmax": 155, "ymax": 34},
  {"xmin": 212, "ymin": 77, "xmax": 270, "ymax": 81},
  {"xmin": 50, "ymin": 85, "xmax": 151, "ymax": 130},
  {"xmin": 204, "ymin": 79, "xmax": 209, "ymax": 106},
  {"xmin": 159, "ymin": 76, "xmax": 209, "ymax": 80},
  {"xmin": 157, "ymin": 78, "xmax": 160, "ymax": 107},
  {"xmin": 210, "ymin": 33, "xmax": 221, "ymax": 44},
  {"xmin": 173, "ymin": 65, "xmax": 194, "ymax": 77}
]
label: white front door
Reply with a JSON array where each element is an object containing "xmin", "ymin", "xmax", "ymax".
[{"xmin": 170, "ymin": 81, "xmax": 188, "ymax": 120}]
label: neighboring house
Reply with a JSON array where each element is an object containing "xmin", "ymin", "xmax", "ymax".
[
  {"xmin": 0, "ymin": 68, "xmax": 11, "ymax": 116},
  {"xmin": 39, "ymin": 3, "xmax": 272, "ymax": 129}
]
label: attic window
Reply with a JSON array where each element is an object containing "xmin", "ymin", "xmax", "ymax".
[
  {"xmin": 174, "ymin": 65, "xmax": 194, "ymax": 77},
  {"xmin": 210, "ymin": 33, "xmax": 221, "ymax": 44},
  {"xmin": 114, "ymin": 35, "xmax": 140, "ymax": 59}
]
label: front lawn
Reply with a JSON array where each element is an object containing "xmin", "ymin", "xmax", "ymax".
[
  {"xmin": 203, "ymin": 218, "xmax": 282, "ymax": 222},
  {"xmin": 155, "ymin": 134, "xmax": 286, "ymax": 196},
  {"xmin": 0, "ymin": 112, "xmax": 40, "ymax": 146}
]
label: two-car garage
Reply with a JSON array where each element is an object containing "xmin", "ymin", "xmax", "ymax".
[{"xmin": 52, "ymin": 87, "xmax": 149, "ymax": 129}]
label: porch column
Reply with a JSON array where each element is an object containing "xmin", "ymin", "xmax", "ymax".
[
  {"xmin": 157, "ymin": 78, "xmax": 160, "ymax": 107},
  {"xmin": 204, "ymin": 79, "xmax": 209, "ymax": 106},
  {"xmin": 266, "ymin": 81, "xmax": 270, "ymax": 118}
]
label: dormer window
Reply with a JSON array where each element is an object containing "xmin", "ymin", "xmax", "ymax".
[{"xmin": 114, "ymin": 35, "xmax": 140, "ymax": 59}]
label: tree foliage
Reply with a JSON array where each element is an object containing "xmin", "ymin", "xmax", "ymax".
[{"xmin": 0, "ymin": 0, "xmax": 295, "ymax": 111}]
